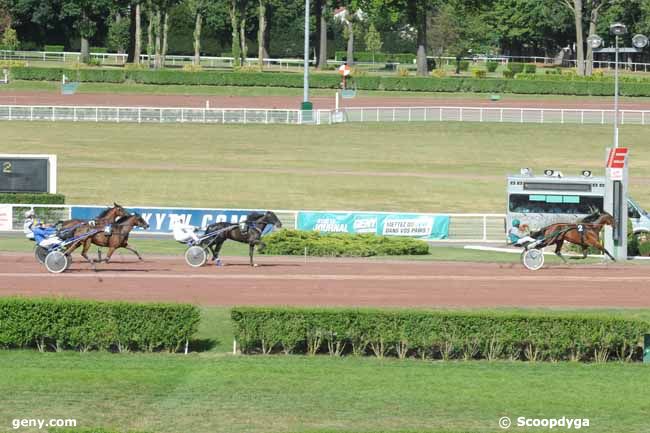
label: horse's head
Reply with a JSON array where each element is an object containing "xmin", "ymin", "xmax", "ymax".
[
  {"xmin": 596, "ymin": 211, "xmax": 616, "ymax": 228},
  {"xmin": 132, "ymin": 213, "xmax": 150, "ymax": 230},
  {"xmin": 112, "ymin": 203, "xmax": 129, "ymax": 219},
  {"xmin": 263, "ymin": 211, "xmax": 282, "ymax": 228}
]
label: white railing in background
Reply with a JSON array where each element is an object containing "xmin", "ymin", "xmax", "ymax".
[
  {"xmin": 0, "ymin": 105, "xmax": 303, "ymax": 124},
  {"xmin": 3, "ymin": 204, "xmax": 507, "ymax": 242},
  {"xmin": 320, "ymin": 106, "xmax": 650, "ymax": 126},
  {"xmin": 2, "ymin": 105, "xmax": 649, "ymax": 126}
]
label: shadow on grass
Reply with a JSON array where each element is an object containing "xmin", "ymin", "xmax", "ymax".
[{"xmin": 189, "ymin": 338, "xmax": 219, "ymax": 352}]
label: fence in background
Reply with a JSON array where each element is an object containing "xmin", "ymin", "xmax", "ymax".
[
  {"xmin": 2, "ymin": 204, "xmax": 507, "ymax": 242},
  {"xmin": 2, "ymin": 105, "xmax": 650, "ymax": 126}
]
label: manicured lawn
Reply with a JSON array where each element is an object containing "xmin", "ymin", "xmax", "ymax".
[
  {"xmin": 0, "ymin": 351, "xmax": 648, "ymax": 433},
  {"xmin": 2, "ymin": 122, "xmax": 650, "ymax": 212},
  {"xmin": 4, "ymin": 79, "xmax": 650, "ymax": 103}
]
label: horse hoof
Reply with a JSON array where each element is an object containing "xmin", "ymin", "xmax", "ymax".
[{"xmin": 253, "ymin": 264, "xmax": 258, "ymax": 267}]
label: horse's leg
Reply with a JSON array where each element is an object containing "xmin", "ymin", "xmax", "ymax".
[
  {"xmin": 249, "ymin": 243, "xmax": 256, "ymax": 267},
  {"xmin": 123, "ymin": 244, "xmax": 143, "ymax": 261},
  {"xmin": 80, "ymin": 238, "xmax": 93, "ymax": 263},
  {"xmin": 554, "ymin": 240, "xmax": 568, "ymax": 264},
  {"xmin": 103, "ymin": 247, "xmax": 117, "ymax": 264},
  {"xmin": 599, "ymin": 245, "xmax": 617, "ymax": 262},
  {"xmin": 212, "ymin": 239, "xmax": 225, "ymax": 262},
  {"xmin": 581, "ymin": 245, "xmax": 588, "ymax": 259}
]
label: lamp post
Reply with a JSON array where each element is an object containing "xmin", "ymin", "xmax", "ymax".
[
  {"xmin": 301, "ymin": 0, "xmax": 312, "ymax": 118},
  {"xmin": 588, "ymin": 25, "xmax": 648, "ymax": 261}
]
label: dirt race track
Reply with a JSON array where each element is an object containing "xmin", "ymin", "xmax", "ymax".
[{"xmin": 1, "ymin": 252, "xmax": 649, "ymax": 308}]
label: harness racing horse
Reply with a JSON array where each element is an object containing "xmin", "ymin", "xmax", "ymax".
[
  {"xmin": 84, "ymin": 213, "xmax": 150, "ymax": 264},
  {"xmin": 58, "ymin": 204, "xmax": 130, "ymax": 262},
  {"xmin": 59, "ymin": 203, "xmax": 128, "ymax": 229},
  {"xmin": 530, "ymin": 211, "xmax": 616, "ymax": 262},
  {"xmin": 204, "ymin": 211, "xmax": 282, "ymax": 266}
]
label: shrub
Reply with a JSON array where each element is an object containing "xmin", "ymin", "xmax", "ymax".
[
  {"xmin": 458, "ymin": 60, "xmax": 470, "ymax": 72},
  {"xmin": 182, "ymin": 64, "xmax": 204, "ymax": 72},
  {"xmin": 235, "ymin": 64, "xmax": 261, "ymax": 73},
  {"xmin": 523, "ymin": 63, "xmax": 537, "ymax": 74},
  {"xmin": 231, "ymin": 307, "xmax": 650, "ymax": 362},
  {"xmin": 472, "ymin": 69, "xmax": 487, "ymax": 79},
  {"xmin": 44, "ymin": 45, "xmax": 65, "ymax": 52},
  {"xmin": 431, "ymin": 68, "xmax": 446, "ymax": 78},
  {"xmin": 508, "ymin": 62, "xmax": 525, "ymax": 73},
  {"xmin": 503, "ymin": 69, "xmax": 515, "ymax": 79},
  {"xmin": 486, "ymin": 61, "xmax": 499, "ymax": 72},
  {"xmin": 124, "ymin": 62, "xmax": 149, "ymax": 71},
  {"xmin": 638, "ymin": 239, "xmax": 650, "ymax": 256},
  {"xmin": 259, "ymin": 230, "xmax": 429, "ymax": 257},
  {"xmin": 90, "ymin": 47, "xmax": 107, "ymax": 53},
  {"xmin": 1, "ymin": 27, "xmax": 19, "ymax": 51},
  {"xmin": 397, "ymin": 66, "xmax": 410, "ymax": 77},
  {"xmin": 0, "ymin": 298, "xmax": 200, "ymax": 353},
  {"xmin": 350, "ymin": 66, "xmax": 368, "ymax": 77},
  {"xmin": 0, "ymin": 60, "xmax": 26, "ymax": 68},
  {"xmin": 0, "ymin": 193, "xmax": 65, "ymax": 204}
]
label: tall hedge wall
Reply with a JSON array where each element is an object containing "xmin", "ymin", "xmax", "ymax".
[
  {"xmin": 0, "ymin": 192, "xmax": 65, "ymax": 204},
  {"xmin": 231, "ymin": 307, "xmax": 650, "ymax": 362},
  {"xmin": 11, "ymin": 66, "xmax": 650, "ymax": 96},
  {"xmin": 0, "ymin": 298, "xmax": 200, "ymax": 353}
]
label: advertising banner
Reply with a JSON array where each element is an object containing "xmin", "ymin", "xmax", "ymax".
[
  {"xmin": 296, "ymin": 212, "xmax": 449, "ymax": 240},
  {"xmin": 0, "ymin": 205, "xmax": 12, "ymax": 231},
  {"xmin": 71, "ymin": 206, "xmax": 258, "ymax": 234}
]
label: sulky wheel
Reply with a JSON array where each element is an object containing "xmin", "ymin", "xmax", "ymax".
[
  {"xmin": 521, "ymin": 248, "xmax": 545, "ymax": 271},
  {"xmin": 34, "ymin": 245, "xmax": 48, "ymax": 264},
  {"xmin": 44, "ymin": 250, "xmax": 70, "ymax": 274},
  {"xmin": 184, "ymin": 245, "xmax": 208, "ymax": 268}
]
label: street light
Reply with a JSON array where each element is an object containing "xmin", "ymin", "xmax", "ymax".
[{"xmin": 589, "ymin": 24, "xmax": 648, "ymax": 261}]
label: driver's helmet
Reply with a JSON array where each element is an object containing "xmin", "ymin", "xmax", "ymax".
[
  {"xmin": 24, "ymin": 209, "xmax": 35, "ymax": 218},
  {"xmin": 512, "ymin": 219, "xmax": 521, "ymax": 227}
]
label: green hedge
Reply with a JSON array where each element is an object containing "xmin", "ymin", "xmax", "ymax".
[
  {"xmin": 260, "ymin": 230, "xmax": 429, "ymax": 257},
  {"xmin": 334, "ymin": 51, "xmax": 416, "ymax": 63},
  {"xmin": 486, "ymin": 61, "xmax": 499, "ymax": 72},
  {"xmin": 231, "ymin": 307, "xmax": 650, "ymax": 361},
  {"xmin": 0, "ymin": 298, "xmax": 200, "ymax": 352},
  {"xmin": 44, "ymin": 45, "xmax": 64, "ymax": 52},
  {"xmin": 508, "ymin": 62, "xmax": 525, "ymax": 73},
  {"xmin": 0, "ymin": 192, "xmax": 65, "ymax": 204},
  {"xmin": 11, "ymin": 66, "xmax": 650, "ymax": 96}
]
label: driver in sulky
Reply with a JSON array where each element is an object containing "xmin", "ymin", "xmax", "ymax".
[{"xmin": 508, "ymin": 219, "xmax": 541, "ymax": 248}]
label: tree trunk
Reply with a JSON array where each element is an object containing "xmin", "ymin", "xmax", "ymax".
[
  {"xmin": 147, "ymin": 6, "xmax": 154, "ymax": 66},
  {"xmin": 572, "ymin": 0, "xmax": 585, "ymax": 75},
  {"xmin": 154, "ymin": 10, "xmax": 161, "ymax": 68},
  {"xmin": 134, "ymin": 3, "xmax": 141, "ymax": 64},
  {"xmin": 257, "ymin": 0, "xmax": 266, "ymax": 70},
  {"xmin": 346, "ymin": 18, "xmax": 354, "ymax": 65},
  {"xmin": 230, "ymin": 0, "xmax": 241, "ymax": 66},
  {"xmin": 416, "ymin": 7, "xmax": 427, "ymax": 76},
  {"xmin": 116, "ymin": 12, "xmax": 125, "ymax": 54},
  {"xmin": 194, "ymin": 12, "xmax": 202, "ymax": 65},
  {"xmin": 318, "ymin": 1, "xmax": 327, "ymax": 69},
  {"xmin": 80, "ymin": 36, "xmax": 90, "ymax": 63},
  {"xmin": 585, "ymin": 3, "xmax": 600, "ymax": 76},
  {"xmin": 240, "ymin": 14, "xmax": 247, "ymax": 65},
  {"xmin": 162, "ymin": 11, "xmax": 169, "ymax": 66}
]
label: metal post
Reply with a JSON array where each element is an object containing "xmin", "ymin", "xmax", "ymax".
[
  {"xmin": 614, "ymin": 35, "xmax": 620, "ymax": 148},
  {"xmin": 303, "ymin": 0, "xmax": 309, "ymax": 103}
]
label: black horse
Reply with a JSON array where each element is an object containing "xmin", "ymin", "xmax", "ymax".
[{"xmin": 203, "ymin": 211, "xmax": 282, "ymax": 266}]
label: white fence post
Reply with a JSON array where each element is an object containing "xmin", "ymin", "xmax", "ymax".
[
  {"xmin": 460, "ymin": 107, "xmax": 463, "ymax": 122},
  {"xmin": 561, "ymin": 109, "xmax": 565, "ymax": 124},
  {"xmin": 483, "ymin": 215, "xmax": 487, "ymax": 241},
  {"xmin": 30, "ymin": 106, "xmax": 33, "ymax": 121},
  {"xmin": 500, "ymin": 108, "xmax": 503, "ymax": 122},
  {"xmin": 138, "ymin": 108, "xmax": 141, "ymax": 124},
  {"xmin": 8, "ymin": 106, "xmax": 11, "ymax": 121},
  {"xmin": 52, "ymin": 107, "xmax": 55, "ymax": 122},
  {"xmin": 581, "ymin": 110, "xmax": 584, "ymax": 124}
]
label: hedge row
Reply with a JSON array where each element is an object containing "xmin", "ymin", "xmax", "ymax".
[
  {"xmin": 334, "ymin": 51, "xmax": 416, "ymax": 63},
  {"xmin": 231, "ymin": 307, "xmax": 650, "ymax": 362},
  {"xmin": 0, "ymin": 298, "xmax": 200, "ymax": 352},
  {"xmin": 11, "ymin": 66, "xmax": 650, "ymax": 96},
  {"xmin": 259, "ymin": 229, "xmax": 429, "ymax": 257},
  {"xmin": 516, "ymin": 72, "xmax": 650, "ymax": 83},
  {"xmin": 0, "ymin": 192, "xmax": 65, "ymax": 204}
]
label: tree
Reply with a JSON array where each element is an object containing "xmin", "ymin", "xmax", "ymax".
[
  {"xmin": 364, "ymin": 22, "xmax": 382, "ymax": 63},
  {"xmin": 108, "ymin": 8, "xmax": 130, "ymax": 53},
  {"xmin": 229, "ymin": 0, "xmax": 248, "ymax": 66},
  {"xmin": 133, "ymin": 2, "xmax": 142, "ymax": 63},
  {"xmin": 1, "ymin": 25, "xmax": 18, "ymax": 49},
  {"xmin": 257, "ymin": 0, "xmax": 267, "ymax": 69},
  {"xmin": 315, "ymin": 0, "xmax": 328, "ymax": 69},
  {"xmin": 60, "ymin": 0, "xmax": 111, "ymax": 63}
]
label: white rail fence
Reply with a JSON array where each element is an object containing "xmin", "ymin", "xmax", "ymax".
[
  {"xmin": 3, "ymin": 204, "xmax": 507, "ymax": 242},
  {"xmin": 1, "ymin": 105, "xmax": 650, "ymax": 126}
]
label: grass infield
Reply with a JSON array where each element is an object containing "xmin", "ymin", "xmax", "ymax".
[
  {"xmin": 0, "ymin": 350, "xmax": 649, "ymax": 433},
  {"xmin": 2, "ymin": 122, "xmax": 650, "ymax": 212}
]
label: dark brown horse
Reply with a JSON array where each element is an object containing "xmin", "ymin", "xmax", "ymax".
[
  {"xmin": 203, "ymin": 211, "xmax": 282, "ymax": 266},
  {"xmin": 85, "ymin": 213, "xmax": 150, "ymax": 263},
  {"xmin": 531, "ymin": 212, "xmax": 616, "ymax": 262}
]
